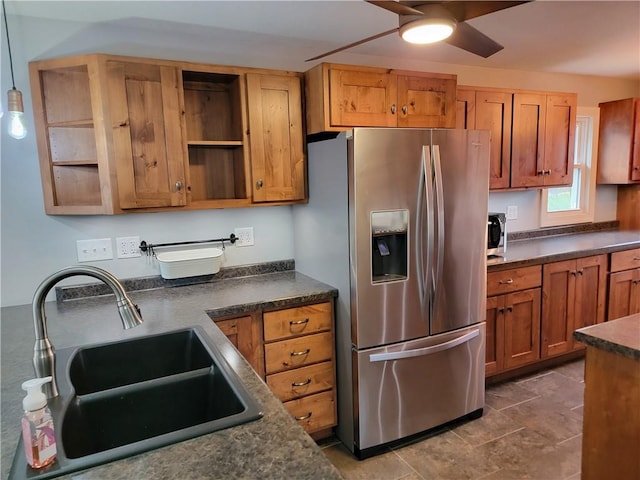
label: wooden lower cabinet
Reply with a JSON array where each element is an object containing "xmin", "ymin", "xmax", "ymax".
[
  {"xmin": 486, "ymin": 265, "xmax": 542, "ymax": 376},
  {"xmin": 608, "ymin": 248, "xmax": 640, "ymax": 321},
  {"xmin": 215, "ymin": 300, "xmax": 337, "ymax": 437},
  {"xmin": 541, "ymin": 255, "xmax": 607, "ymax": 358}
]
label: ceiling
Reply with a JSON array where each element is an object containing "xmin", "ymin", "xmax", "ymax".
[{"xmin": 7, "ymin": 0, "xmax": 640, "ymax": 80}]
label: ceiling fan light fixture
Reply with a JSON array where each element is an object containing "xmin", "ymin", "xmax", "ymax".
[{"xmin": 400, "ymin": 17, "xmax": 457, "ymax": 44}]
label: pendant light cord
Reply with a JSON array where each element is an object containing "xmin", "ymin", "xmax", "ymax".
[{"xmin": 2, "ymin": 0, "xmax": 17, "ymax": 90}]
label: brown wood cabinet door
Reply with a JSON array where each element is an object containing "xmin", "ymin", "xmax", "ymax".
[
  {"xmin": 572, "ymin": 255, "xmax": 607, "ymax": 349},
  {"xmin": 328, "ymin": 69, "xmax": 397, "ymax": 127},
  {"xmin": 511, "ymin": 93, "xmax": 546, "ymax": 188},
  {"xmin": 597, "ymin": 97, "xmax": 640, "ymax": 184},
  {"xmin": 476, "ymin": 90, "xmax": 513, "ymax": 190},
  {"xmin": 542, "ymin": 259, "xmax": 575, "ymax": 358},
  {"xmin": 455, "ymin": 88, "xmax": 475, "ymax": 130},
  {"xmin": 632, "ymin": 99, "xmax": 640, "ymax": 181},
  {"xmin": 607, "ymin": 269, "xmax": 640, "ymax": 321},
  {"xmin": 543, "ymin": 94, "xmax": 576, "ymax": 186},
  {"xmin": 397, "ymin": 75, "xmax": 456, "ymax": 128},
  {"xmin": 246, "ymin": 73, "xmax": 306, "ymax": 202},
  {"xmin": 107, "ymin": 61, "xmax": 187, "ymax": 209},
  {"xmin": 215, "ymin": 314, "xmax": 265, "ymax": 378},
  {"xmin": 504, "ymin": 288, "xmax": 541, "ymax": 369},
  {"xmin": 485, "ymin": 295, "xmax": 505, "ymax": 375}
]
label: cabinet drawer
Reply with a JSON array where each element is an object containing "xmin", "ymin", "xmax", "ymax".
[
  {"xmin": 283, "ymin": 390, "xmax": 336, "ymax": 434},
  {"xmin": 266, "ymin": 361, "xmax": 334, "ymax": 402},
  {"xmin": 610, "ymin": 248, "xmax": 640, "ymax": 272},
  {"xmin": 265, "ymin": 331, "xmax": 333, "ymax": 374},
  {"xmin": 263, "ymin": 302, "xmax": 332, "ymax": 342},
  {"xmin": 487, "ymin": 265, "xmax": 542, "ymax": 296}
]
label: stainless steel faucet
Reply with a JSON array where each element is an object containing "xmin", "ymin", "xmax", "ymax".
[{"xmin": 32, "ymin": 265, "xmax": 144, "ymax": 398}]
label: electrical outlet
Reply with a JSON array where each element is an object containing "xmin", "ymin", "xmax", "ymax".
[
  {"xmin": 234, "ymin": 227, "xmax": 255, "ymax": 247},
  {"xmin": 506, "ymin": 205, "xmax": 518, "ymax": 220},
  {"xmin": 76, "ymin": 238, "xmax": 113, "ymax": 262},
  {"xmin": 116, "ymin": 236, "xmax": 141, "ymax": 258}
]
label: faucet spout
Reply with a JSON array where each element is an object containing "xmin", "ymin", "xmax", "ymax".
[{"xmin": 32, "ymin": 265, "xmax": 144, "ymax": 398}]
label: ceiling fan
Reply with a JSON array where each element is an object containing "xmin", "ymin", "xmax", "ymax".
[{"xmin": 307, "ymin": 1, "xmax": 532, "ymax": 61}]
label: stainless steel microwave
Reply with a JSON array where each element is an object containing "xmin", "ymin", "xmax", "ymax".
[{"xmin": 488, "ymin": 212, "xmax": 507, "ymax": 256}]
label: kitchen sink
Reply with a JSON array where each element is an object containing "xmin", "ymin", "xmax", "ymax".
[{"xmin": 9, "ymin": 326, "xmax": 263, "ymax": 480}]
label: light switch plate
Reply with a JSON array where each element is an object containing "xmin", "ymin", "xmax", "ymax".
[
  {"xmin": 77, "ymin": 238, "xmax": 113, "ymax": 262},
  {"xmin": 506, "ymin": 205, "xmax": 518, "ymax": 220}
]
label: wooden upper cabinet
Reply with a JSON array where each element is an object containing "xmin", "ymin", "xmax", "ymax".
[
  {"xmin": 396, "ymin": 74, "xmax": 456, "ymax": 128},
  {"xmin": 477, "ymin": 90, "xmax": 513, "ymax": 190},
  {"xmin": 30, "ymin": 54, "xmax": 306, "ymax": 214},
  {"xmin": 107, "ymin": 61, "xmax": 187, "ymax": 209},
  {"xmin": 458, "ymin": 86, "xmax": 576, "ymax": 191},
  {"xmin": 597, "ymin": 97, "xmax": 640, "ymax": 184},
  {"xmin": 246, "ymin": 73, "xmax": 306, "ymax": 202},
  {"xmin": 305, "ymin": 63, "xmax": 457, "ymax": 135},
  {"xmin": 328, "ymin": 68, "xmax": 397, "ymax": 128}
]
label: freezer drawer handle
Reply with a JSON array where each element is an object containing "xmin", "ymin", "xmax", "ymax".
[
  {"xmin": 369, "ymin": 329, "xmax": 480, "ymax": 362},
  {"xmin": 291, "ymin": 348, "xmax": 311, "ymax": 357}
]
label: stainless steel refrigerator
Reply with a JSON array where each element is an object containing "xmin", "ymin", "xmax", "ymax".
[{"xmin": 293, "ymin": 128, "xmax": 489, "ymax": 458}]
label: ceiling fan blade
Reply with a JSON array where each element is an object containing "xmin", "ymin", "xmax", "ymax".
[
  {"xmin": 366, "ymin": 1, "xmax": 424, "ymax": 16},
  {"xmin": 413, "ymin": 1, "xmax": 531, "ymax": 22},
  {"xmin": 444, "ymin": 21, "xmax": 503, "ymax": 58},
  {"xmin": 306, "ymin": 28, "xmax": 399, "ymax": 62}
]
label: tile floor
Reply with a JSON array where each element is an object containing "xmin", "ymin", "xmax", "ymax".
[{"xmin": 321, "ymin": 359, "xmax": 585, "ymax": 480}]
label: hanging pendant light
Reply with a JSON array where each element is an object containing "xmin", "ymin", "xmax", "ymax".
[{"xmin": 2, "ymin": 0, "xmax": 27, "ymax": 139}]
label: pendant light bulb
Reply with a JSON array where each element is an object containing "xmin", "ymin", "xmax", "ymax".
[{"xmin": 7, "ymin": 88, "xmax": 26, "ymax": 139}]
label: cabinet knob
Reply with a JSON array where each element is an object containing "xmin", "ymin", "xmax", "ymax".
[
  {"xmin": 506, "ymin": 306, "xmax": 513, "ymax": 312},
  {"xmin": 577, "ymin": 269, "xmax": 584, "ymax": 276},
  {"xmin": 174, "ymin": 181, "xmax": 183, "ymax": 191},
  {"xmin": 390, "ymin": 104, "xmax": 396, "ymax": 114},
  {"xmin": 498, "ymin": 307, "xmax": 505, "ymax": 314},
  {"xmin": 537, "ymin": 170, "xmax": 545, "ymax": 176},
  {"xmin": 402, "ymin": 105, "xmax": 408, "ymax": 115},
  {"xmin": 256, "ymin": 179, "xmax": 263, "ymax": 189},
  {"xmin": 545, "ymin": 170, "xmax": 552, "ymax": 175},
  {"xmin": 571, "ymin": 271, "xmax": 577, "ymax": 276}
]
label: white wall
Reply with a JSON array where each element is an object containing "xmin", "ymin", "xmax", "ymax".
[{"xmin": 1, "ymin": 13, "xmax": 638, "ymax": 307}]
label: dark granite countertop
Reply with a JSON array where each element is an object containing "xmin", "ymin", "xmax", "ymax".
[
  {"xmin": 487, "ymin": 230, "xmax": 640, "ymax": 271},
  {"xmin": 574, "ymin": 314, "xmax": 640, "ymax": 361},
  {"xmin": 1, "ymin": 270, "xmax": 341, "ymax": 480}
]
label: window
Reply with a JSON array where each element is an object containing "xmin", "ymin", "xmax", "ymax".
[{"xmin": 540, "ymin": 107, "xmax": 599, "ymax": 227}]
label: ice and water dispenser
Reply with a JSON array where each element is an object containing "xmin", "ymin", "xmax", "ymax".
[{"xmin": 371, "ymin": 210, "xmax": 408, "ymax": 283}]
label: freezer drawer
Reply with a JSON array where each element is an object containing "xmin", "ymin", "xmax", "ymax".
[{"xmin": 353, "ymin": 323, "xmax": 485, "ymax": 451}]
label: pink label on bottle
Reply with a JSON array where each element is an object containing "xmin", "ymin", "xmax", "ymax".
[{"xmin": 21, "ymin": 417, "xmax": 34, "ymax": 466}]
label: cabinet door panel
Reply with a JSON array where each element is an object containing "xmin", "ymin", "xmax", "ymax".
[
  {"xmin": 632, "ymin": 100, "xmax": 640, "ymax": 181},
  {"xmin": 476, "ymin": 91, "xmax": 513, "ymax": 190},
  {"xmin": 542, "ymin": 260, "xmax": 574, "ymax": 358},
  {"xmin": 456, "ymin": 88, "xmax": 475, "ymax": 130},
  {"xmin": 544, "ymin": 94, "xmax": 576, "ymax": 186},
  {"xmin": 247, "ymin": 74, "xmax": 306, "ymax": 202},
  {"xmin": 397, "ymin": 75, "xmax": 456, "ymax": 128},
  {"xmin": 215, "ymin": 315, "xmax": 265, "ymax": 378},
  {"xmin": 504, "ymin": 288, "xmax": 541, "ymax": 369},
  {"xmin": 485, "ymin": 295, "xmax": 504, "ymax": 375},
  {"xmin": 572, "ymin": 255, "xmax": 607, "ymax": 348},
  {"xmin": 328, "ymin": 69, "xmax": 397, "ymax": 127},
  {"xmin": 107, "ymin": 62, "xmax": 186, "ymax": 209},
  {"xmin": 511, "ymin": 93, "xmax": 546, "ymax": 188},
  {"xmin": 608, "ymin": 270, "xmax": 636, "ymax": 321}
]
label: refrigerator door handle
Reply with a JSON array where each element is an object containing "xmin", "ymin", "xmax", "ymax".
[
  {"xmin": 432, "ymin": 145, "xmax": 445, "ymax": 314},
  {"xmin": 369, "ymin": 328, "xmax": 480, "ymax": 362},
  {"xmin": 421, "ymin": 145, "xmax": 434, "ymax": 315}
]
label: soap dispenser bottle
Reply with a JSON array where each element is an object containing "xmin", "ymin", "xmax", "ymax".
[{"xmin": 21, "ymin": 376, "xmax": 57, "ymax": 469}]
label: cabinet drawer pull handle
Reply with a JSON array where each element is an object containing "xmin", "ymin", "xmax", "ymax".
[
  {"xmin": 292, "ymin": 378, "xmax": 312, "ymax": 387},
  {"xmin": 295, "ymin": 412, "xmax": 312, "ymax": 421},
  {"xmin": 498, "ymin": 279, "xmax": 514, "ymax": 285},
  {"xmin": 290, "ymin": 349, "xmax": 310, "ymax": 357},
  {"xmin": 289, "ymin": 318, "xmax": 309, "ymax": 326},
  {"xmin": 633, "ymin": 257, "xmax": 640, "ymax": 261}
]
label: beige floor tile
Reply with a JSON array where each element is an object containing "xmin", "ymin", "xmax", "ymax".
[
  {"xmin": 517, "ymin": 371, "xmax": 585, "ymax": 410},
  {"xmin": 322, "ymin": 442, "xmax": 413, "ymax": 480},
  {"xmin": 451, "ymin": 405, "xmax": 523, "ymax": 447},
  {"xmin": 485, "ymin": 380, "xmax": 540, "ymax": 411}
]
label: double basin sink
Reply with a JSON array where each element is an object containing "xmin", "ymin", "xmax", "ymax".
[{"xmin": 10, "ymin": 326, "xmax": 263, "ymax": 479}]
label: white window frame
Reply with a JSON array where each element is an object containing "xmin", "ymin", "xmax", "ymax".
[{"xmin": 540, "ymin": 106, "xmax": 599, "ymax": 227}]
